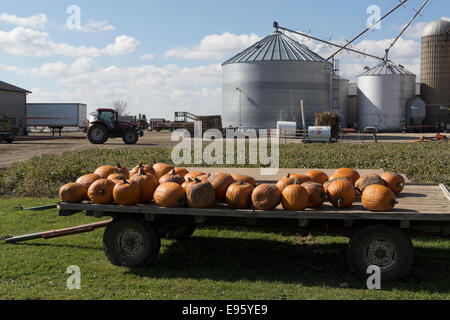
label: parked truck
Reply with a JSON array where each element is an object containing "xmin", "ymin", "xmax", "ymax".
[{"xmin": 26, "ymin": 103, "xmax": 87, "ymax": 136}]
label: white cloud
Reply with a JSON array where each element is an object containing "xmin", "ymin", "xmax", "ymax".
[
  {"xmin": 164, "ymin": 32, "xmax": 261, "ymax": 60},
  {"xmin": 140, "ymin": 53, "xmax": 155, "ymax": 60},
  {"xmin": 0, "ymin": 13, "xmax": 47, "ymax": 29},
  {"xmin": 101, "ymin": 35, "xmax": 140, "ymax": 55},
  {"xmin": 0, "ymin": 27, "xmax": 140, "ymax": 57},
  {"xmin": 77, "ymin": 19, "xmax": 115, "ymax": 32},
  {"xmin": 3, "ymin": 60, "xmax": 222, "ymax": 119}
]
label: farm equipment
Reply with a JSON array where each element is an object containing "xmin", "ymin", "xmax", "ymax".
[
  {"xmin": 0, "ymin": 115, "xmax": 14, "ymax": 143},
  {"xmin": 49, "ymin": 181, "xmax": 450, "ymax": 281},
  {"xmin": 150, "ymin": 112, "xmax": 223, "ymax": 136},
  {"xmin": 87, "ymin": 108, "xmax": 144, "ymax": 145}
]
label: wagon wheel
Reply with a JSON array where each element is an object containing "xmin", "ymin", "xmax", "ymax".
[
  {"xmin": 103, "ymin": 218, "xmax": 160, "ymax": 267},
  {"xmin": 347, "ymin": 224, "xmax": 414, "ymax": 281}
]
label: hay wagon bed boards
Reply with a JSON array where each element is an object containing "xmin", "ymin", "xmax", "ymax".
[{"xmin": 58, "ymin": 182, "xmax": 450, "ymax": 281}]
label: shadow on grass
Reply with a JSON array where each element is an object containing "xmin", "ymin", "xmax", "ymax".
[{"xmin": 125, "ymin": 234, "xmax": 450, "ymax": 292}]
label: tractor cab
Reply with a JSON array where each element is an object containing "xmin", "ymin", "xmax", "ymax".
[{"xmin": 87, "ymin": 108, "xmax": 143, "ymax": 145}]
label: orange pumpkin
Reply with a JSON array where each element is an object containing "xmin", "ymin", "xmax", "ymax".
[
  {"xmin": 181, "ymin": 178, "xmax": 194, "ymax": 190},
  {"xmin": 281, "ymin": 181, "xmax": 309, "ymax": 211},
  {"xmin": 381, "ymin": 172, "xmax": 405, "ymax": 195},
  {"xmin": 302, "ymin": 181, "xmax": 326, "ymax": 208},
  {"xmin": 185, "ymin": 178, "xmax": 215, "ymax": 208},
  {"xmin": 159, "ymin": 168, "xmax": 185, "ymax": 185},
  {"xmin": 112, "ymin": 177, "xmax": 140, "ymax": 206},
  {"xmin": 231, "ymin": 174, "xmax": 256, "ymax": 187},
  {"xmin": 87, "ymin": 179, "xmax": 115, "ymax": 204},
  {"xmin": 306, "ymin": 170, "xmax": 329, "ymax": 185},
  {"xmin": 288, "ymin": 174, "xmax": 312, "ymax": 184},
  {"xmin": 362, "ymin": 185, "xmax": 397, "ymax": 211},
  {"xmin": 326, "ymin": 178, "xmax": 355, "ymax": 208},
  {"xmin": 113, "ymin": 163, "xmax": 129, "ymax": 179},
  {"xmin": 153, "ymin": 163, "xmax": 173, "ymax": 179},
  {"xmin": 130, "ymin": 167, "xmax": 159, "ymax": 203},
  {"xmin": 76, "ymin": 174, "xmax": 100, "ymax": 200},
  {"xmin": 328, "ymin": 173, "xmax": 353, "ymax": 184},
  {"xmin": 225, "ymin": 180, "xmax": 254, "ymax": 209},
  {"xmin": 174, "ymin": 167, "xmax": 189, "ymax": 177},
  {"xmin": 276, "ymin": 173, "xmax": 296, "ymax": 191},
  {"xmin": 184, "ymin": 171, "xmax": 206, "ymax": 182},
  {"xmin": 355, "ymin": 174, "xmax": 385, "ymax": 195},
  {"xmin": 153, "ymin": 182, "xmax": 186, "ymax": 207},
  {"xmin": 59, "ymin": 183, "xmax": 87, "ymax": 203},
  {"xmin": 323, "ymin": 177, "xmax": 349, "ymax": 193},
  {"xmin": 129, "ymin": 163, "xmax": 156, "ymax": 178},
  {"xmin": 207, "ymin": 172, "xmax": 236, "ymax": 201},
  {"xmin": 333, "ymin": 168, "xmax": 360, "ymax": 185},
  {"xmin": 252, "ymin": 184, "xmax": 281, "ymax": 210},
  {"xmin": 93, "ymin": 165, "xmax": 116, "ymax": 179},
  {"xmin": 107, "ymin": 172, "xmax": 128, "ymax": 184}
]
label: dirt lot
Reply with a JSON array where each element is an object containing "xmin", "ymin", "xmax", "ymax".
[{"xmin": 0, "ymin": 130, "xmax": 442, "ymax": 168}]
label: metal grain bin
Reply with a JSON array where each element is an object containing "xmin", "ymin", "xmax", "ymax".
[
  {"xmin": 409, "ymin": 97, "xmax": 426, "ymax": 126},
  {"xmin": 333, "ymin": 75, "xmax": 349, "ymax": 128},
  {"xmin": 420, "ymin": 19, "xmax": 450, "ymax": 127},
  {"xmin": 357, "ymin": 61, "xmax": 416, "ymax": 131},
  {"xmin": 222, "ymin": 31, "xmax": 332, "ymax": 130}
]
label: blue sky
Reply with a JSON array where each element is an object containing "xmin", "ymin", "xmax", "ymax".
[{"xmin": 0, "ymin": 0, "xmax": 448, "ymax": 118}]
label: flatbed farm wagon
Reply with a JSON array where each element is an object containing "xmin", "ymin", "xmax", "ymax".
[{"xmin": 56, "ymin": 182, "xmax": 450, "ymax": 280}]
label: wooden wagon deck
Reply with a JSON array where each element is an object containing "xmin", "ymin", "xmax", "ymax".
[{"xmin": 59, "ymin": 183, "xmax": 450, "ymax": 224}]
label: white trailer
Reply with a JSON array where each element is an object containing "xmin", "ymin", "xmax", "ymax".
[{"xmin": 26, "ymin": 103, "xmax": 87, "ymax": 135}]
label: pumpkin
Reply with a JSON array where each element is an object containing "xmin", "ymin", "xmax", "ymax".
[
  {"xmin": 113, "ymin": 163, "xmax": 129, "ymax": 179},
  {"xmin": 130, "ymin": 167, "xmax": 159, "ymax": 203},
  {"xmin": 129, "ymin": 163, "xmax": 156, "ymax": 178},
  {"xmin": 59, "ymin": 183, "xmax": 87, "ymax": 203},
  {"xmin": 281, "ymin": 180, "xmax": 309, "ymax": 211},
  {"xmin": 225, "ymin": 180, "xmax": 254, "ymax": 209},
  {"xmin": 184, "ymin": 171, "xmax": 206, "ymax": 182},
  {"xmin": 153, "ymin": 163, "xmax": 173, "ymax": 179},
  {"xmin": 326, "ymin": 178, "xmax": 355, "ymax": 208},
  {"xmin": 153, "ymin": 182, "xmax": 186, "ymax": 207},
  {"xmin": 93, "ymin": 165, "xmax": 116, "ymax": 179},
  {"xmin": 112, "ymin": 177, "xmax": 140, "ymax": 206},
  {"xmin": 197, "ymin": 173, "xmax": 211, "ymax": 181},
  {"xmin": 87, "ymin": 179, "xmax": 115, "ymax": 204},
  {"xmin": 355, "ymin": 174, "xmax": 385, "ymax": 195},
  {"xmin": 302, "ymin": 181, "xmax": 326, "ymax": 208},
  {"xmin": 231, "ymin": 174, "xmax": 256, "ymax": 187},
  {"xmin": 362, "ymin": 185, "xmax": 397, "ymax": 211},
  {"xmin": 276, "ymin": 173, "xmax": 296, "ymax": 191},
  {"xmin": 323, "ymin": 177, "xmax": 349, "ymax": 193},
  {"xmin": 76, "ymin": 174, "xmax": 100, "ymax": 199},
  {"xmin": 252, "ymin": 184, "xmax": 281, "ymax": 210},
  {"xmin": 333, "ymin": 168, "xmax": 360, "ymax": 185},
  {"xmin": 181, "ymin": 177, "xmax": 194, "ymax": 190},
  {"xmin": 107, "ymin": 172, "xmax": 128, "ymax": 184},
  {"xmin": 306, "ymin": 170, "xmax": 329, "ymax": 185},
  {"xmin": 288, "ymin": 174, "xmax": 312, "ymax": 184},
  {"xmin": 174, "ymin": 167, "xmax": 189, "ymax": 177},
  {"xmin": 186, "ymin": 178, "xmax": 215, "ymax": 208},
  {"xmin": 207, "ymin": 172, "xmax": 236, "ymax": 201},
  {"xmin": 381, "ymin": 172, "xmax": 405, "ymax": 194},
  {"xmin": 159, "ymin": 168, "xmax": 185, "ymax": 185}
]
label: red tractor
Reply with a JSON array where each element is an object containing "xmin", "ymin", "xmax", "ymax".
[{"xmin": 87, "ymin": 108, "xmax": 144, "ymax": 145}]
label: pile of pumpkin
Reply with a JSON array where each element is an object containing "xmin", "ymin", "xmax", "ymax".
[{"xmin": 59, "ymin": 163, "xmax": 405, "ymax": 212}]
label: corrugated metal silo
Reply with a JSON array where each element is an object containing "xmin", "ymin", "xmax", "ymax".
[
  {"xmin": 409, "ymin": 97, "xmax": 426, "ymax": 125},
  {"xmin": 222, "ymin": 31, "xmax": 332, "ymax": 130},
  {"xmin": 332, "ymin": 75, "xmax": 349, "ymax": 127},
  {"xmin": 420, "ymin": 19, "xmax": 450, "ymax": 127},
  {"xmin": 357, "ymin": 60, "xmax": 416, "ymax": 130}
]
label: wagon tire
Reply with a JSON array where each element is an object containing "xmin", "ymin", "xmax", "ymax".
[
  {"xmin": 103, "ymin": 218, "xmax": 160, "ymax": 267},
  {"xmin": 163, "ymin": 224, "xmax": 196, "ymax": 241},
  {"xmin": 347, "ymin": 224, "xmax": 414, "ymax": 281}
]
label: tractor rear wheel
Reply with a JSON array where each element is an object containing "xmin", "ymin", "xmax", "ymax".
[{"xmin": 88, "ymin": 124, "xmax": 108, "ymax": 144}]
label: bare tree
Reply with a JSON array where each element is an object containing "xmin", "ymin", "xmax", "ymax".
[{"xmin": 112, "ymin": 99, "xmax": 129, "ymax": 116}]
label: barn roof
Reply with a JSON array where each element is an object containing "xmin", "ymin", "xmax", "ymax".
[{"xmin": 0, "ymin": 81, "xmax": 32, "ymax": 93}]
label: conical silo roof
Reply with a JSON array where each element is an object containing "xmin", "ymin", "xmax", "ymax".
[
  {"xmin": 222, "ymin": 31, "xmax": 328, "ymax": 65},
  {"xmin": 358, "ymin": 60, "xmax": 414, "ymax": 76}
]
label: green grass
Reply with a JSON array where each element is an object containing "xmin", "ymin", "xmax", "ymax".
[
  {"xmin": 1, "ymin": 198, "xmax": 450, "ymax": 300},
  {"xmin": 1, "ymin": 142, "xmax": 449, "ymax": 197}
]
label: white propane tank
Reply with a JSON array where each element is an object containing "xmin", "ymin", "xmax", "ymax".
[
  {"xmin": 308, "ymin": 126, "xmax": 331, "ymax": 142},
  {"xmin": 276, "ymin": 121, "xmax": 297, "ymax": 138}
]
